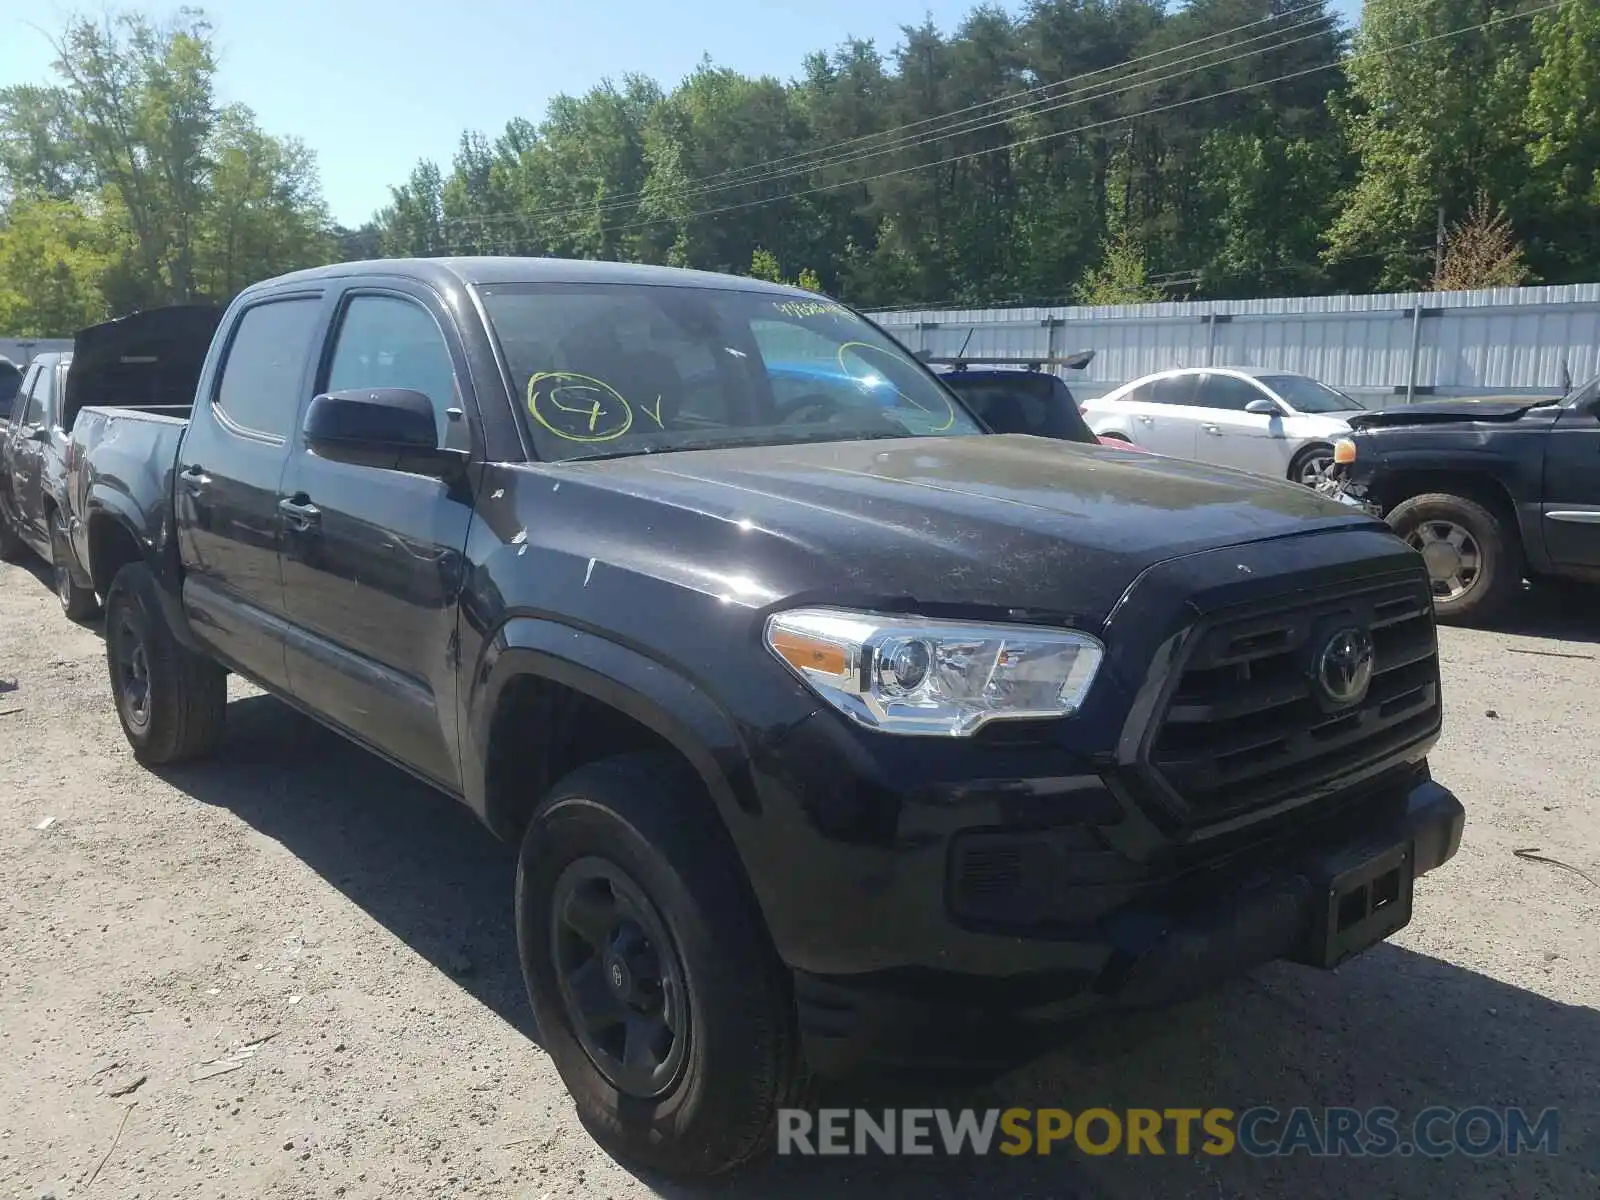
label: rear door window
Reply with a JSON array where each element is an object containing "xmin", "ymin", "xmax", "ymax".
[
  {"xmin": 213, "ymin": 298, "xmax": 323, "ymax": 439},
  {"xmin": 1149, "ymin": 374, "xmax": 1199, "ymax": 407}
]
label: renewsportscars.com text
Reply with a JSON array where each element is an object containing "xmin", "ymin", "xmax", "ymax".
[{"xmin": 777, "ymin": 1106, "xmax": 1561, "ymax": 1159}]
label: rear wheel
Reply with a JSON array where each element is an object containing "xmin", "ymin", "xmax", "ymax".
[
  {"xmin": 515, "ymin": 752, "xmax": 804, "ymax": 1178},
  {"xmin": 1388, "ymin": 491, "xmax": 1522, "ymax": 625},
  {"xmin": 50, "ymin": 508, "xmax": 99, "ymax": 620},
  {"xmin": 103, "ymin": 562, "xmax": 227, "ymax": 763}
]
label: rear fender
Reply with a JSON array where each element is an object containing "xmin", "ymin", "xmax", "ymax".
[{"xmin": 86, "ymin": 502, "xmax": 204, "ymax": 655}]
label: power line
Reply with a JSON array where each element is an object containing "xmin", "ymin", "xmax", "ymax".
[
  {"xmin": 495, "ymin": 8, "xmax": 1340, "ymax": 227},
  {"xmin": 588, "ymin": 3, "xmax": 1556, "ymax": 238},
  {"xmin": 479, "ymin": 0, "xmax": 1344, "ymax": 225}
]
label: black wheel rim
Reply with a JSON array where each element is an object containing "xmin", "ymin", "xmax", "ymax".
[
  {"xmin": 112, "ymin": 609, "xmax": 152, "ymax": 729},
  {"xmin": 550, "ymin": 856, "xmax": 690, "ymax": 1099}
]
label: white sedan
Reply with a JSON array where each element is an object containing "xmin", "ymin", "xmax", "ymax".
[{"xmin": 1080, "ymin": 367, "xmax": 1367, "ymax": 485}]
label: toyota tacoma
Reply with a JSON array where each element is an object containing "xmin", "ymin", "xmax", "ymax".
[{"xmin": 65, "ymin": 257, "xmax": 1463, "ymax": 1178}]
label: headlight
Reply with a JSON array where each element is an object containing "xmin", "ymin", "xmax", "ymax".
[
  {"xmin": 764, "ymin": 607, "xmax": 1104, "ymax": 736},
  {"xmin": 1333, "ymin": 437, "xmax": 1357, "ymax": 465}
]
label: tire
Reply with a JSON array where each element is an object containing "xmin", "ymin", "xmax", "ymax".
[
  {"xmin": 103, "ymin": 561, "xmax": 227, "ymax": 764},
  {"xmin": 50, "ymin": 508, "xmax": 99, "ymax": 620},
  {"xmin": 515, "ymin": 752, "xmax": 804, "ymax": 1179},
  {"xmin": 1388, "ymin": 491, "xmax": 1523, "ymax": 626},
  {"xmin": 1289, "ymin": 443, "xmax": 1334, "ymax": 487}
]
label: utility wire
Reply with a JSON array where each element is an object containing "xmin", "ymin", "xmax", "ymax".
[
  {"xmin": 589, "ymin": 4, "xmax": 1557, "ymax": 238},
  {"xmin": 429, "ymin": 1, "xmax": 1346, "ymax": 234},
  {"xmin": 496, "ymin": 0, "xmax": 1344, "ymax": 223},
  {"xmin": 506, "ymin": 10, "xmax": 1338, "ymax": 226}
]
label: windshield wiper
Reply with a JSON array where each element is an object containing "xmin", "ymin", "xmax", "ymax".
[{"xmin": 559, "ymin": 428, "xmax": 919, "ymax": 462}]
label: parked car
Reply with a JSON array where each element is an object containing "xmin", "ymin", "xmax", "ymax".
[
  {"xmin": 936, "ymin": 365, "xmax": 1151, "ymax": 450},
  {"xmin": 68, "ymin": 257, "xmax": 1461, "ymax": 1179},
  {"xmin": 0, "ymin": 355, "xmax": 21, "ymax": 416},
  {"xmin": 0, "ymin": 306, "xmax": 220, "ymax": 618},
  {"xmin": 1082, "ymin": 367, "xmax": 1365, "ymax": 485},
  {"xmin": 1318, "ymin": 381, "xmax": 1600, "ymax": 624}
]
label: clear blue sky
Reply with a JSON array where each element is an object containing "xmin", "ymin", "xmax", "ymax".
[{"xmin": 2, "ymin": 0, "xmax": 1363, "ymax": 228}]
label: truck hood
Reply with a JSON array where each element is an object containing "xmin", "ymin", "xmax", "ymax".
[
  {"xmin": 538, "ymin": 434, "xmax": 1382, "ymax": 626},
  {"xmin": 1346, "ymin": 397, "xmax": 1554, "ymax": 431}
]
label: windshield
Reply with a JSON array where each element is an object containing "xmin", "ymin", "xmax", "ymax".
[
  {"xmin": 1258, "ymin": 374, "xmax": 1365, "ymax": 414},
  {"xmin": 941, "ymin": 372, "xmax": 1098, "ymax": 444},
  {"xmin": 477, "ymin": 283, "xmax": 983, "ymax": 461}
]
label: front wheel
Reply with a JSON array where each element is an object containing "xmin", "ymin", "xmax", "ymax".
[
  {"xmin": 1289, "ymin": 443, "xmax": 1334, "ymax": 487},
  {"xmin": 515, "ymin": 753, "xmax": 804, "ymax": 1178},
  {"xmin": 51, "ymin": 509, "xmax": 99, "ymax": 620},
  {"xmin": 103, "ymin": 562, "xmax": 227, "ymax": 763},
  {"xmin": 1388, "ymin": 492, "xmax": 1522, "ymax": 625}
]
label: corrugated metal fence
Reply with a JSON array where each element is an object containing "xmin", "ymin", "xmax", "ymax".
[
  {"xmin": 867, "ymin": 284, "xmax": 1600, "ymax": 407},
  {"xmin": 0, "ymin": 337, "xmax": 72, "ymax": 367}
]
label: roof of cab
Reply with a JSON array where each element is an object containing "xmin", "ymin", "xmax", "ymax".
[{"xmin": 249, "ymin": 256, "xmax": 824, "ymax": 300}]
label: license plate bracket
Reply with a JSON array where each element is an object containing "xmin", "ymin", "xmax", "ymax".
[{"xmin": 1301, "ymin": 840, "xmax": 1415, "ymax": 969}]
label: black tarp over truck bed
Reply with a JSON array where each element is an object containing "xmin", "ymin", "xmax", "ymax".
[{"xmin": 62, "ymin": 305, "xmax": 223, "ymax": 432}]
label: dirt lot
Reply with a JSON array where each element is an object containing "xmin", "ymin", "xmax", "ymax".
[{"xmin": 1, "ymin": 555, "xmax": 1596, "ymax": 1200}]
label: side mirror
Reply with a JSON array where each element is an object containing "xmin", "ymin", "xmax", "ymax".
[
  {"xmin": 1245, "ymin": 397, "xmax": 1281, "ymax": 417},
  {"xmin": 302, "ymin": 388, "xmax": 466, "ymax": 479},
  {"xmin": 28, "ymin": 426, "xmax": 51, "ymax": 443}
]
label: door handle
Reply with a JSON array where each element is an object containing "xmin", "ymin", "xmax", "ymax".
[
  {"xmin": 179, "ymin": 463, "xmax": 211, "ymax": 491},
  {"xmin": 1202, "ymin": 424, "xmax": 1222, "ymax": 435},
  {"xmin": 278, "ymin": 495, "xmax": 322, "ymax": 530},
  {"xmin": 1137, "ymin": 415, "xmax": 1154, "ymax": 424}
]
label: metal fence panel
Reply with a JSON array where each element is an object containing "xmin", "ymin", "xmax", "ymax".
[{"xmin": 869, "ymin": 284, "xmax": 1600, "ymax": 405}]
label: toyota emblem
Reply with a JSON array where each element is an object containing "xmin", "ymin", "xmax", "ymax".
[{"xmin": 1316, "ymin": 627, "xmax": 1375, "ymax": 706}]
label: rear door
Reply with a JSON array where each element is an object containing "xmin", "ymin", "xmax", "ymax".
[
  {"xmin": 176, "ymin": 294, "xmax": 326, "ymax": 691},
  {"xmin": 1541, "ymin": 390, "xmax": 1600, "ymax": 569},
  {"xmin": 1188, "ymin": 372, "xmax": 1290, "ymax": 477},
  {"xmin": 1120, "ymin": 374, "xmax": 1200, "ymax": 459},
  {"xmin": 10, "ymin": 363, "xmax": 53, "ymax": 543},
  {"xmin": 278, "ymin": 285, "xmax": 476, "ymax": 790}
]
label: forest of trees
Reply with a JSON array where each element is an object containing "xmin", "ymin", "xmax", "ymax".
[{"xmin": 1, "ymin": 0, "xmax": 1598, "ymax": 337}]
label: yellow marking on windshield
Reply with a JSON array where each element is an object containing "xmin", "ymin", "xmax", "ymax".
[
  {"xmin": 527, "ymin": 371, "xmax": 634, "ymax": 443},
  {"xmin": 836, "ymin": 341, "xmax": 957, "ymax": 432}
]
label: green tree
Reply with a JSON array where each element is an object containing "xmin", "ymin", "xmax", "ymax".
[
  {"xmin": 0, "ymin": 8, "xmax": 335, "ymax": 329},
  {"xmin": 1072, "ymin": 225, "xmax": 1164, "ymax": 304},
  {"xmin": 0, "ymin": 194, "xmax": 115, "ymax": 334}
]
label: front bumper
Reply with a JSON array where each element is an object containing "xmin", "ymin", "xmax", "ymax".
[{"xmin": 789, "ymin": 776, "xmax": 1463, "ymax": 1077}]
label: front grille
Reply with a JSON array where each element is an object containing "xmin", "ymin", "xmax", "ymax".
[{"xmin": 1147, "ymin": 573, "xmax": 1440, "ymax": 821}]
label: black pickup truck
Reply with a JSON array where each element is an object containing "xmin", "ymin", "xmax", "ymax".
[
  {"xmin": 69, "ymin": 257, "xmax": 1463, "ymax": 1178},
  {"xmin": 1321, "ymin": 380, "xmax": 1600, "ymax": 624}
]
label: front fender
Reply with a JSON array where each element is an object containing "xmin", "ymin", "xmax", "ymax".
[{"xmin": 463, "ymin": 616, "xmax": 775, "ymax": 840}]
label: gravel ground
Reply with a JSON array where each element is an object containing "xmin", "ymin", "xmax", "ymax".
[{"xmin": 1, "ymin": 555, "xmax": 1596, "ymax": 1199}]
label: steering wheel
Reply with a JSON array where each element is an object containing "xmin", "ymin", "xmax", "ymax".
[{"xmin": 773, "ymin": 390, "xmax": 853, "ymax": 425}]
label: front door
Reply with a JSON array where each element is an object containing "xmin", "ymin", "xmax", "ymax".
[
  {"xmin": 1187, "ymin": 373, "xmax": 1289, "ymax": 478},
  {"xmin": 175, "ymin": 295, "xmax": 326, "ymax": 691},
  {"xmin": 1541, "ymin": 394, "xmax": 1600, "ymax": 570},
  {"xmin": 279, "ymin": 287, "xmax": 475, "ymax": 790}
]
